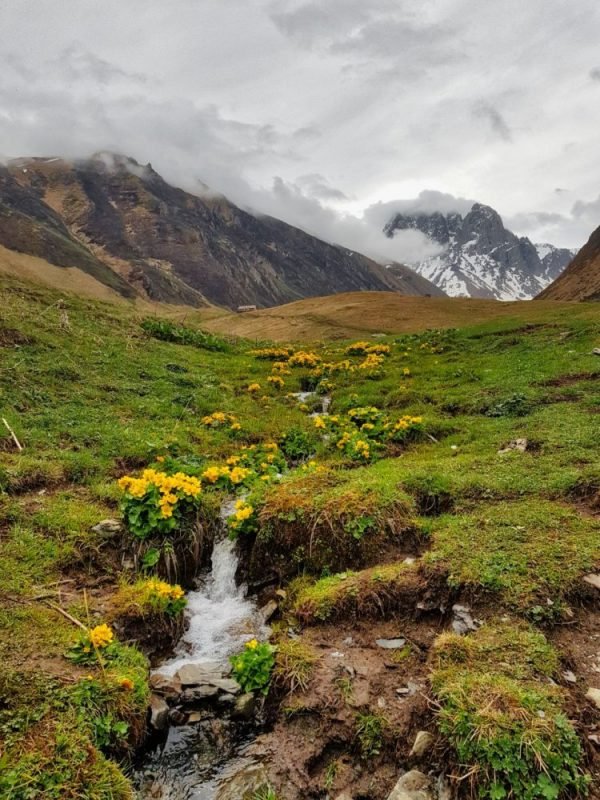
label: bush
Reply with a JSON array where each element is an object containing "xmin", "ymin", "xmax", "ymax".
[
  {"xmin": 279, "ymin": 427, "xmax": 315, "ymax": 462},
  {"xmin": 230, "ymin": 639, "xmax": 275, "ymax": 694},
  {"xmin": 141, "ymin": 318, "xmax": 230, "ymax": 352}
]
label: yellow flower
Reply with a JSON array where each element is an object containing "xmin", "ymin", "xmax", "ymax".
[
  {"xmin": 403, "ymin": 367, "xmax": 411, "ymax": 376},
  {"xmin": 245, "ymin": 639, "xmax": 258, "ymax": 650},
  {"xmin": 119, "ymin": 677, "xmax": 134, "ymax": 691},
  {"xmin": 247, "ymin": 383, "xmax": 261, "ymax": 393},
  {"xmin": 313, "ymin": 416, "xmax": 326, "ymax": 429},
  {"xmin": 202, "ymin": 466, "xmax": 221, "ymax": 483},
  {"xmin": 89, "ymin": 624, "xmax": 114, "ymax": 649}
]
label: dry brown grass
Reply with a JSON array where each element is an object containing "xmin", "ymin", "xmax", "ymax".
[{"xmin": 196, "ymin": 291, "xmax": 597, "ymax": 342}]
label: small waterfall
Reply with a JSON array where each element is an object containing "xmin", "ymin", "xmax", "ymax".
[{"xmin": 159, "ymin": 500, "xmax": 268, "ymax": 676}]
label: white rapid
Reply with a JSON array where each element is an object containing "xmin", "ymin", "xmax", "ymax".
[{"xmin": 159, "ymin": 500, "xmax": 269, "ymax": 677}]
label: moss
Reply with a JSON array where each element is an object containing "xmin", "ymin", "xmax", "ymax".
[{"xmin": 431, "ymin": 622, "xmax": 588, "ymax": 799}]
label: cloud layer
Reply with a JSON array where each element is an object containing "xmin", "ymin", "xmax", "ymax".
[{"xmin": 0, "ymin": 0, "xmax": 599, "ymax": 257}]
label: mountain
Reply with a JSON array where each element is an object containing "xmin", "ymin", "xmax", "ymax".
[
  {"xmin": 383, "ymin": 203, "xmax": 574, "ymax": 300},
  {"xmin": 1, "ymin": 154, "xmax": 441, "ymax": 309},
  {"xmin": 537, "ymin": 223, "xmax": 600, "ymax": 301}
]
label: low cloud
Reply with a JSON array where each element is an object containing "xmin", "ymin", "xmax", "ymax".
[{"xmin": 473, "ymin": 101, "xmax": 512, "ymax": 142}]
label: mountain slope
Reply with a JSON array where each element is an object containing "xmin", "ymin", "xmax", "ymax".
[
  {"xmin": 4, "ymin": 154, "xmax": 441, "ymax": 309},
  {"xmin": 384, "ymin": 203, "xmax": 574, "ymax": 300},
  {"xmin": 537, "ymin": 223, "xmax": 600, "ymax": 301}
]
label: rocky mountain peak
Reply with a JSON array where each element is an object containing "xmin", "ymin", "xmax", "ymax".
[{"xmin": 384, "ymin": 202, "xmax": 574, "ymax": 300}]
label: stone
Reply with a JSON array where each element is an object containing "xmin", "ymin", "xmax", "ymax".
[
  {"xmin": 498, "ymin": 438, "xmax": 528, "ymax": 454},
  {"xmin": 211, "ymin": 678, "xmax": 241, "ymax": 694},
  {"xmin": 409, "ymin": 730, "xmax": 435, "ymax": 759},
  {"xmin": 149, "ymin": 673, "xmax": 182, "ymax": 698},
  {"xmin": 593, "ymin": 348, "xmax": 600, "ymax": 356},
  {"xmin": 149, "ymin": 695, "xmax": 169, "ymax": 731},
  {"xmin": 176, "ymin": 662, "xmax": 224, "ymax": 686},
  {"xmin": 217, "ymin": 693, "xmax": 237, "ymax": 705},
  {"xmin": 376, "ymin": 638, "xmax": 407, "ymax": 649},
  {"xmin": 586, "ymin": 687, "xmax": 600, "ymax": 710},
  {"xmin": 168, "ymin": 708, "xmax": 188, "ymax": 726},
  {"xmin": 215, "ymin": 759, "xmax": 268, "ymax": 800},
  {"xmin": 260, "ymin": 599, "xmax": 279, "ymax": 622},
  {"xmin": 562, "ymin": 670, "xmax": 577, "ymax": 684},
  {"xmin": 387, "ymin": 769, "xmax": 433, "ymax": 800},
  {"xmin": 91, "ymin": 518, "xmax": 123, "ymax": 536},
  {"xmin": 583, "ymin": 574, "xmax": 600, "ymax": 590},
  {"xmin": 451, "ymin": 604, "xmax": 479, "ymax": 635},
  {"xmin": 231, "ymin": 692, "xmax": 256, "ymax": 720},
  {"xmin": 187, "ymin": 711, "xmax": 203, "ymax": 723},
  {"xmin": 181, "ymin": 685, "xmax": 219, "ymax": 703}
]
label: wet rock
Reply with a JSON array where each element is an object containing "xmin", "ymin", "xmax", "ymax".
[
  {"xmin": 215, "ymin": 759, "xmax": 268, "ymax": 800},
  {"xmin": 583, "ymin": 574, "xmax": 600, "ymax": 590},
  {"xmin": 376, "ymin": 638, "xmax": 407, "ymax": 649},
  {"xmin": 232, "ymin": 692, "xmax": 256, "ymax": 720},
  {"xmin": 181, "ymin": 685, "xmax": 220, "ymax": 703},
  {"xmin": 217, "ymin": 693, "xmax": 237, "ymax": 705},
  {"xmin": 168, "ymin": 708, "xmax": 188, "ymax": 726},
  {"xmin": 586, "ymin": 687, "xmax": 600, "ymax": 709},
  {"xmin": 260, "ymin": 599, "xmax": 279, "ymax": 622},
  {"xmin": 498, "ymin": 438, "xmax": 528, "ymax": 454},
  {"xmin": 211, "ymin": 677, "xmax": 241, "ymax": 694},
  {"xmin": 387, "ymin": 769, "xmax": 433, "ymax": 800},
  {"xmin": 187, "ymin": 711, "xmax": 203, "ymax": 723},
  {"xmin": 149, "ymin": 673, "xmax": 182, "ymax": 698},
  {"xmin": 177, "ymin": 661, "xmax": 224, "ymax": 686},
  {"xmin": 451, "ymin": 604, "xmax": 479, "ymax": 635},
  {"xmin": 91, "ymin": 518, "xmax": 123, "ymax": 536},
  {"xmin": 409, "ymin": 730, "xmax": 435, "ymax": 759},
  {"xmin": 149, "ymin": 695, "xmax": 169, "ymax": 731}
]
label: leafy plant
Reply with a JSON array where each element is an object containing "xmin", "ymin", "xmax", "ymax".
[
  {"xmin": 485, "ymin": 393, "xmax": 532, "ymax": 418},
  {"xmin": 355, "ymin": 712, "xmax": 386, "ymax": 759},
  {"xmin": 279, "ymin": 427, "xmax": 315, "ymax": 462},
  {"xmin": 141, "ymin": 318, "xmax": 230, "ymax": 352},
  {"xmin": 230, "ymin": 639, "xmax": 275, "ymax": 694}
]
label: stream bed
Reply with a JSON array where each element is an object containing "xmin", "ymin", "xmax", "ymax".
[{"xmin": 134, "ymin": 501, "xmax": 270, "ymax": 799}]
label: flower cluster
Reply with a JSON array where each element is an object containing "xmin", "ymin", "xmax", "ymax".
[
  {"xmin": 227, "ymin": 499, "xmax": 257, "ymax": 537},
  {"xmin": 201, "ymin": 411, "xmax": 241, "ymax": 432},
  {"xmin": 358, "ymin": 353, "xmax": 385, "ymax": 373},
  {"xmin": 288, "ymin": 351, "xmax": 321, "ymax": 368},
  {"xmin": 144, "ymin": 577, "xmax": 186, "ymax": 616},
  {"xmin": 247, "ymin": 382, "xmax": 261, "ymax": 393},
  {"xmin": 202, "ymin": 464, "xmax": 253, "ymax": 489},
  {"xmin": 271, "ymin": 361, "xmax": 291, "ymax": 375},
  {"xmin": 250, "ymin": 346, "xmax": 294, "ymax": 361},
  {"xmin": 230, "ymin": 639, "xmax": 275, "ymax": 694},
  {"xmin": 345, "ymin": 341, "xmax": 391, "ymax": 356},
  {"xmin": 267, "ymin": 375, "xmax": 285, "ymax": 389},
  {"xmin": 388, "ymin": 415, "xmax": 424, "ymax": 442},
  {"xmin": 66, "ymin": 624, "xmax": 117, "ymax": 665},
  {"xmin": 119, "ymin": 469, "xmax": 202, "ymax": 538}
]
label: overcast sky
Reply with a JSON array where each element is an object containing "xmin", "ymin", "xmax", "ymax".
[{"xmin": 1, "ymin": 0, "xmax": 599, "ymax": 260}]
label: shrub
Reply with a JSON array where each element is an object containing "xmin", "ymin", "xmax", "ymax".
[
  {"xmin": 118, "ymin": 469, "xmax": 201, "ymax": 539},
  {"xmin": 141, "ymin": 318, "xmax": 230, "ymax": 352},
  {"xmin": 230, "ymin": 639, "xmax": 275, "ymax": 694},
  {"xmin": 279, "ymin": 427, "xmax": 315, "ymax": 461}
]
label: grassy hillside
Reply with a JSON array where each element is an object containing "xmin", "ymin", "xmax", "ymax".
[
  {"xmin": 0, "ymin": 274, "xmax": 598, "ymax": 799},
  {"xmin": 198, "ymin": 290, "xmax": 599, "ymax": 341}
]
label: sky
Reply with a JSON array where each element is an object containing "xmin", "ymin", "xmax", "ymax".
[{"xmin": 0, "ymin": 0, "xmax": 599, "ymax": 261}]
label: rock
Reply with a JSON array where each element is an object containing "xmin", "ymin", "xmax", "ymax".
[
  {"xmin": 260, "ymin": 599, "xmax": 279, "ymax": 622},
  {"xmin": 168, "ymin": 708, "xmax": 188, "ymax": 726},
  {"xmin": 562, "ymin": 670, "xmax": 577, "ymax": 684},
  {"xmin": 177, "ymin": 662, "xmax": 224, "ymax": 686},
  {"xmin": 217, "ymin": 693, "xmax": 237, "ymax": 705},
  {"xmin": 409, "ymin": 730, "xmax": 435, "ymax": 759},
  {"xmin": 187, "ymin": 711, "xmax": 203, "ymax": 723},
  {"xmin": 231, "ymin": 692, "xmax": 256, "ymax": 720},
  {"xmin": 149, "ymin": 695, "xmax": 169, "ymax": 731},
  {"xmin": 593, "ymin": 348, "xmax": 600, "ymax": 356},
  {"xmin": 91, "ymin": 518, "xmax": 123, "ymax": 536},
  {"xmin": 376, "ymin": 638, "xmax": 407, "ymax": 649},
  {"xmin": 181, "ymin": 685, "xmax": 219, "ymax": 703},
  {"xmin": 149, "ymin": 673, "xmax": 182, "ymax": 698},
  {"xmin": 498, "ymin": 438, "xmax": 528, "ymax": 454},
  {"xmin": 214, "ymin": 759, "xmax": 268, "ymax": 800},
  {"xmin": 451, "ymin": 604, "xmax": 479, "ymax": 635},
  {"xmin": 387, "ymin": 769, "xmax": 433, "ymax": 800},
  {"xmin": 585, "ymin": 687, "xmax": 600, "ymax": 709},
  {"xmin": 334, "ymin": 793, "xmax": 353, "ymax": 800},
  {"xmin": 583, "ymin": 574, "xmax": 600, "ymax": 590},
  {"xmin": 211, "ymin": 678, "xmax": 241, "ymax": 694}
]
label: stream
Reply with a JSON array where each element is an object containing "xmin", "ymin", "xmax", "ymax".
[{"xmin": 134, "ymin": 500, "xmax": 270, "ymax": 799}]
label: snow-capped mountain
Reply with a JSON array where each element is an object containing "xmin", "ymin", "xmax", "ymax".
[{"xmin": 384, "ymin": 203, "xmax": 575, "ymax": 300}]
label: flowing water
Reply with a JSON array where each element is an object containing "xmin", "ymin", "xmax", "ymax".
[{"xmin": 135, "ymin": 501, "xmax": 269, "ymax": 798}]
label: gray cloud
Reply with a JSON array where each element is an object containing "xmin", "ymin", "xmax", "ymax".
[
  {"xmin": 0, "ymin": 0, "xmax": 599, "ymax": 254},
  {"xmin": 590, "ymin": 67, "xmax": 600, "ymax": 81},
  {"xmin": 473, "ymin": 101, "xmax": 512, "ymax": 142}
]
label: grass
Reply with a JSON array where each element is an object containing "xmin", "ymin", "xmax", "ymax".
[
  {"xmin": 1, "ymin": 273, "xmax": 599, "ymax": 796},
  {"xmin": 432, "ymin": 622, "xmax": 588, "ymax": 799},
  {"xmin": 273, "ymin": 639, "xmax": 319, "ymax": 694}
]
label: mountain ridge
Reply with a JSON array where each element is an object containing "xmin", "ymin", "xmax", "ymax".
[
  {"xmin": 537, "ymin": 222, "xmax": 600, "ymax": 302},
  {"xmin": 384, "ymin": 202, "xmax": 574, "ymax": 300},
  {"xmin": 1, "ymin": 154, "xmax": 442, "ymax": 309}
]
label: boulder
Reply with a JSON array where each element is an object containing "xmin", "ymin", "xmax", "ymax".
[
  {"xmin": 451, "ymin": 604, "xmax": 479, "ymax": 635},
  {"xmin": 181, "ymin": 685, "xmax": 219, "ymax": 703},
  {"xmin": 260, "ymin": 599, "xmax": 279, "ymax": 622},
  {"xmin": 387, "ymin": 770, "xmax": 433, "ymax": 800},
  {"xmin": 214, "ymin": 759, "xmax": 269, "ymax": 800},
  {"xmin": 409, "ymin": 731, "xmax": 435, "ymax": 759},
  {"xmin": 211, "ymin": 677, "xmax": 241, "ymax": 694},
  {"xmin": 149, "ymin": 695, "xmax": 169, "ymax": 731},
  {"xmin": 583, "ymin": 574, "xmax": 600, "ymax": 590},
  {"xmin": 376, "ymin": 638, "xmax": 407, "ymax": 649},
  {"xmin": 91, "ymin": 518, "xmax": 123, "ymax": 536}
]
